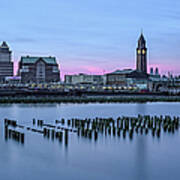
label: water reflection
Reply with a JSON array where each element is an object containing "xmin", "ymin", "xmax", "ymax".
[
  {"xmin": 136, "ymin": 136, "xmax": 147, "ymax": 180},
  {"xmin": 136, "ymin": 103, "xmax": 147, "ymax": 115},
  {"xmin": 1, "ymin": 103, "xmax": 180, "ymax": 180}
]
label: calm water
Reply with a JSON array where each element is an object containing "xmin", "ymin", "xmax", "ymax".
[{"xmin": 0, "ymin": 103, "xmax": 180, "ymax": 180}]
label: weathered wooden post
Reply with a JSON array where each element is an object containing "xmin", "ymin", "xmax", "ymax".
[
  {"xmin": 113, "ymin": 127, "xmax": 116, "ymax": 137},
  {"xmin": 123, "ymin": 129, "xmax": 126, "ymax": 139},
  {"xmin": 129, "ymin": 129, "xmax": 133, "ymax": 140},
  {"xmin": 72, "ymin": 119, "xmax": 75, "ymax": 127},
  {"xmin": 68, "ymin": 120, "xmax": 71, "ymax": 126},
  {"xmin": 59, "ymin": 132, "xmax": 63, "ymax": 142},
  {"xmin": 8, "ymin": 129, "xmax": 12, "ymax": 139},
  {"xmin": 117, "ymin": 128, "xmax": 121, "ymax": 137},
  {"xmin": 5, "ymin": 125, "xmax": 8, "ymax": 140},
  {"xmin": 61, "ymin": 118, "xmax": 65, "ymax": 125},
  {"xmin": 47, "ymin": 129, "xmax": 50, "ymax": 138},
  {"xmin": 88, "ymin": 130, "xmax": 92, "ymax": 139},
  {"xmin": 43, "ymin": 128, "xmax": 47, "ymax": 137},
  {"xmin": 108, "ymin": 127, "xmax": 111, "ymax": 136},
  {"xmin": 21, "ymin": 133, "xmax": 24, "ymax": 144},
  {"xmin": 51, "ymin": 129, "xmax": 55, "ymax": 140},
  {"xmin": 77, "ymin": 128, "xmax": 80, "ymax": 136},
  {"xmin": 33, "ymin": 118, "xmax": 36, "ymax": 125},
  {"xmin": 94, "ymin": 131, "xmax": 98, "ymax": 141},
  {"xmin": 65, "ymin": 129, "xmax": 68, "ymax": 147}
]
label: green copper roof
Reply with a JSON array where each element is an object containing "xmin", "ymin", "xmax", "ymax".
[
  {"xmin": 110, "ymin": 69, "xmax": 134, "ymax": 74},
  {"xmin": 21, "ymin": 56, "xmax": 57, "ymax": 64}
]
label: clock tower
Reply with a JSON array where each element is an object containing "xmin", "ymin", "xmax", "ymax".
[{"xmin": 136, "ymin": 33, "xmax": 147, "ymax": 73}]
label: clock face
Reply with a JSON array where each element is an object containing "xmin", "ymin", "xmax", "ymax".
[
  {"xmin": 138, "ymin": 50, "xmax": 141, "ymax": 54},
  {"xmin": 142, "ymin": 50, "xmax": 146, "ymax": 54}
]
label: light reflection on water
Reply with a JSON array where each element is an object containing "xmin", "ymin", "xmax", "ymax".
[{"xmin": 0, "ymin": 103, "xmax": 180, "ymax": 180}]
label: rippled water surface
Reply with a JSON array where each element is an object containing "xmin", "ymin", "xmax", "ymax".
[{"xmin": 0, "ymin": 103, "xmax": 180, "ymax": 180}]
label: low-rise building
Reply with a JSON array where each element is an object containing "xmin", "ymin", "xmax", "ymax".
[
  {"xmin": 106, "ymin": 69, "xmax": 148, "ymax": 89},
  {"xmin": 18, "ymin": 56, "xmax": 60, "ymax": 83},
  {"xmin": 65, "ymin": 73, "xmax": 106, "ymax": 85},
  {"xmin": 0, "ymin": 42, "xmax": 13, "ymax": 81},
  {"xmin": 5, "ymin": 76, "xmax": 21, "ymax": 84}
]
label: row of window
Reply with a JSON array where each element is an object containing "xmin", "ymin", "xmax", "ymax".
[{"xmin": 21, "ymin": 66, "xmax": 59, "ymax": 72}]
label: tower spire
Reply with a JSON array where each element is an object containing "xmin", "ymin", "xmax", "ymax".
[{"xmin": 136, "ymin": 32, "xmax": 147, "ymax": 74}]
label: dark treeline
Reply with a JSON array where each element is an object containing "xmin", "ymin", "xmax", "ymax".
[{"xmin": 0, "ymin": 95, "xmax": 180, "ymax": 104}]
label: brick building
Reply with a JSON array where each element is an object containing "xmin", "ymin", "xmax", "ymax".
[{"xmin": 18, "ymin": 56, "xmax": 60, "ymax": 83}]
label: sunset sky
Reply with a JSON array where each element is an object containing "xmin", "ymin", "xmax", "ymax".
[{"xmin": 0, "ymin": 0, "xmax": 180, "ymax": 79}]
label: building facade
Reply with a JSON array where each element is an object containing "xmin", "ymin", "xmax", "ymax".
[
  {"xmin": 18, "ymin": 56, "xmax": 60, "ymax": 83},
  {"xmin": 0, "ymin": 42, "xmax": 13, "ymax": 81},
  {"xmin": 136, "ymin": 33, "xmax": 147, "ymax": 73},
  {"xmin": 106, "ymin": 69, "xmax": 148, "ymax": 89},
  {"xmin": 65, "ymin": 73, "xmax": 106, "ymax": 85}
]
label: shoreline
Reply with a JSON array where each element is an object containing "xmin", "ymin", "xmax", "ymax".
[{"xmin": 0, "ymin": 95, "xmax": 180, "ymax": 103}]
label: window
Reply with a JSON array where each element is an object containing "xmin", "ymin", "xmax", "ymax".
[
  {"xmin": 53, "ymin": 66, "xmax": 59, "ymax": 73},
  {"xmin": 21, "ymin": 65, "xmax": 29, "ymax": 72},
  {"xmin": 36, "ymin": 61, "xmax": 45, "ymax": 82}
]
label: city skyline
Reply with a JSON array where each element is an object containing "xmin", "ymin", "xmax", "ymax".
[{"xmin": 1, "ymin": 0, "xmax": 180, "ymax": 79}]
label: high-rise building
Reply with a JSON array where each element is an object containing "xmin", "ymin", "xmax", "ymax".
[
  {"xmin": 136, "ymin": 33, "xmax": 147, "ymax": 73},
  {"xmin": 0, "ymin": 41, "xmax": 13, "ymax": 81},
  {"xmin": 18, "ymin": 56, "xmax": 60, "ymax": 83}
]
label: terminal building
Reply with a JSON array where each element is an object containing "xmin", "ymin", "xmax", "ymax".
[
  {"xmin": 18, "ymin": 56, "xmax": 60, "ymax": 83},
  {"xmin": 106, "ymin": 33, "xmax": 149, "ymax": 89},
  {"xmin": 0, "ymin": 41, "xmax": 13, "ymax": 82},
  {"xmin": 106, "ymin": 69, "xmax": 148, "ymax": 86}
]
